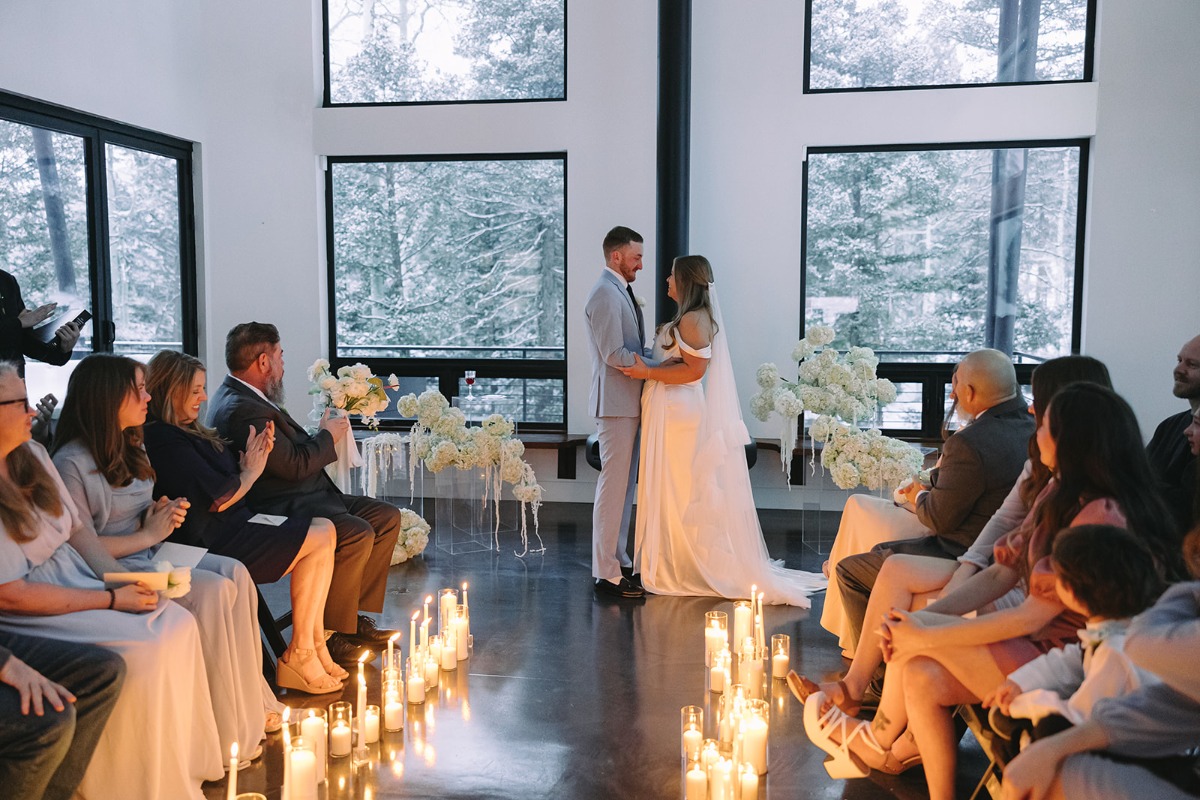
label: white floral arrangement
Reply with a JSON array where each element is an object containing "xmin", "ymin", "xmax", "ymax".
[
  {"xmin": 154, "ymin": 561, "xmax": 191, "ymax": 599},
  {"xmin": 749, "ymin": 325, "xmax": 923, "ymax": 490},
  {"xmin": 396, "ymin": 389, "xmax": 545, "ymax": 556},
  {"xmin": 390, "ymin": 508, "xmax": 430, "ymax": 565},
  {"xmin": 307, "ymin": 359, "xmax": 398, "ymax": 430}
]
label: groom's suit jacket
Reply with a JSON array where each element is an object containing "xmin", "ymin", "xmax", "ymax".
[
  {"xmin": 208, "ymin": 375, "xmax": 349, "ymax": 518},
  {"xmin": 584, "ymin": 270, "xmax": 648, "ymax": 418}
]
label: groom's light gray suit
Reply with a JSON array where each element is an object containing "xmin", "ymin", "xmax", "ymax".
[{"xmin": 585, "ymin": 269, "xmax": 650, "ymax": 582}]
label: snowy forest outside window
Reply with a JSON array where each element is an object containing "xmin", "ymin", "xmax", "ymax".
[
  {"xmin": 327, "ymin": 154, "xmax": 566, "ymax": 426},
  {"xmin": 806, "ymin": 0, "xmax": 1094, "ymax": 91},
  {"xmin": 803, "ymin": 141, "xmax": 1085, "ymax": 434},
  {"xmin": 324, "ymin": 0, "xmax": 566, "ymax": 105},
  {"xmin": 0, "ymin": 100, "xmax": 194, "ymax": 404}
]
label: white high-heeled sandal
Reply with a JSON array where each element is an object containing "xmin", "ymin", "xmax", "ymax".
[{"xmin": 803, "ymin": 691, "xmax": 886, "ymax": 779}]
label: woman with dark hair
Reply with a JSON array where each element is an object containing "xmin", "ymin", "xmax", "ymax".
[
  {"xmin": 52, "ymin": 353, "xmax": 287, "ymax": 761},
  {"xmin": 0, "ymin": 360, "xmax": 222, "ymax": 798},
  {"xmin": 802, "ymin": 383, "xmax": 1184, "ymax": 800},
  {"xmin": 792, "ymin": 355, "xmax": 1113, "ymax": 715},
  {"xmin": 140, "ymin": 350, "xmax": 341, "ymax": 694},
  {"xmin": 618, "ymin": 255, "xmax": 824, "ymax": 602}
]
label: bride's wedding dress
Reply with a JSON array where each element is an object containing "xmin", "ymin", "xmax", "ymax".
[{"xmin": 633, "ymin": 288, "xmax": 826, "ymax": 606}]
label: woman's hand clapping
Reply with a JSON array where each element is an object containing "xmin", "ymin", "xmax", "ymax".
[
  {"xmin": 239, "ymin": 422, "xmax": 275, "ymax": 482},
  {"xmin": 111, "ymin": 582, "xmax": 159, "ymax": 613},
  {"xmin": 142, "ymin": 496, "xmax": 189, "ymax": 543}
]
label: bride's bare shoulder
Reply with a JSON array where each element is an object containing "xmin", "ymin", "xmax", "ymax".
[{"xmin": 678, "ymin": 310, "xmax": 714, "ymax": 348}]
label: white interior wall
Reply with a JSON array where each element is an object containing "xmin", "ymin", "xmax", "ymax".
[{"xmin": 0, "ymin": 0, "xmax": 1196, "ymax": 508}]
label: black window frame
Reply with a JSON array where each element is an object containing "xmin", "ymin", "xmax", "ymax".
[
  {"xmin": 800, "ymin": 138, "xmax": 1088, "ymax": 439},
  {"xmin": 323, "ymin": 151, "xmax": 568, "ymax": 432},
  {"xmin": 803, "ymin": 0, "xmax": 1098, "ymax": 95},
  {"xmin": 321, "ymin": 0, "xmax": 569, "ymax": 108},
  {"xmin": 0, "ymin": 90, "xmax": 199, "ymax": 357}
]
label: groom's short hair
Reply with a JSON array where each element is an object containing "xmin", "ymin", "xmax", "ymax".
[{"xmin": 603, "ymin": 226, "xmax": 643, "ymax": 259}]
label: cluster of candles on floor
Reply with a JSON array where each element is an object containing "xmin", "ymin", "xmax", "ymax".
[
  {"xmin": 226, "ymin": 583, "xmax": 473, "ymax": 800},
  {"xmin": 683, "ymin": 586, "xmax": 791, "ymax": 799}
]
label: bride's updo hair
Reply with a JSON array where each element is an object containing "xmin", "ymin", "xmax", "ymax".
[{"xmin": 664, "ymin": 255, "xmax": 718, "ymax": 349}]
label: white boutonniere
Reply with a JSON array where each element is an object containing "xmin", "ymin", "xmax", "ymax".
[{"xmin": 635, "ymin": 295, "xmax": 647, "ymax": 308}]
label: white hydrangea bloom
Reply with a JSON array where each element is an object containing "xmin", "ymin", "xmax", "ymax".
[
  {"xmin": 756, "ymin": 363, "xmax": 781, "ymax": 389},
  {"xmin": 807, "ymin": 325, "xmax": 836, "ymax": 347}
]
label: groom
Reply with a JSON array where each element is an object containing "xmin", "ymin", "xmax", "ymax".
[{"xmin": 585, "ymin": 226, "xmax": 653, "ymax": 599}]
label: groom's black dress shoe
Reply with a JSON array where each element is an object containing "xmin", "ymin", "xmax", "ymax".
[
  {"xmin": 620, "ymin": 566, "xmax": 642, "ymax": 587},
  {"xmin": 594, "ymin": 577, "xmax": 645, "ymax": 599}
]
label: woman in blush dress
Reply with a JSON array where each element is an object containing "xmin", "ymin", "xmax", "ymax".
[
  {"xmin": 0, "ymin": 360, "xmax": 222, "ymax": 799},
  {"xmin": 619, "ymin": 255, "xmax": 825, "ymax": 606}
]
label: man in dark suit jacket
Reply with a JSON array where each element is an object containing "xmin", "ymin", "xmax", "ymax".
[
  {"xmin": 208, "ymin": 322, "xmax": 400, "ymax": 662},
  {"xmin": 1146, "ymin": 334, "xmax": 1200, "ymax": 531},
  {"xmin": 834, "ymin": 349, "xmax": 1036, "ymax": 653}
]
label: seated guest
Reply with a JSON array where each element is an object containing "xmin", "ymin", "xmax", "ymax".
[
  {"xmin": 1186, "ymin": 406, "xmax": 1200, "ymax": 524},
  {"xmin": 1146, "ymin": 333, "xmax": 1200, "ymax": 531},
  {"xmin": 801, "ymin": 384, "xmax": 1185, "ymax": 800},
  {"xmin": 983, "ymin": 525, "xmax": 1163, "ymax": 734},
  {"xmin": 822, "ymin": 348, "xmax": 1035, "ymax": 653},
  {"xmin": 0, "ymin": 360, "xmax": 223, "ymax": 799},
  {"xmin": 1002, "ymin": 525, "xmax": 1200, "ymax": 800},
  {"xmin": 208, "ymin": 322, "xmax": 400, "ymax": 662},
  {"xmin": 51, "ymin": 355, "xmax": 287, "ymax": 758},
  {"xmin": 142, "ymin": 350, "xmax": 342, "ymax": 693},
  {"xmin": 792, "ymin": 355, "xmax": 1111, "ymax": 714},
  {"xmin": 0, "ymin": 631, "xmax": 125, "ymax": 800}
]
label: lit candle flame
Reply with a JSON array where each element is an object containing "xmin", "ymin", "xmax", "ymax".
[
  {"xmin": 389, "ymin": 632, "xmax": 401, "ymax": 644},
  {"xmin": 231, "ymin": 741, "xmax": 238, "ymax": 760},
  {"xmin": 358, "ymin": 650, "xmax": 370, "ymax": 664}
]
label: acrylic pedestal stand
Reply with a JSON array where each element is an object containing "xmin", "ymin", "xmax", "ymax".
[
  {"xmin": 435, "ymin": 396, "xmax": 517, "ymax": 554},
  {"xmin": 355, "ymin": 433, "xmax": 424, "ymax": 519}
]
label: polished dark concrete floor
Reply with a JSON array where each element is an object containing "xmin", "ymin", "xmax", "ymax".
[{"xmin": 205, "ymin": 502, "xmax": 987, "ymax": 799}]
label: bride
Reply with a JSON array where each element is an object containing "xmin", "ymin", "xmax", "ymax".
[{"xmin": 619, "ymin": 256, "xmax": 825, "ymax": 606}]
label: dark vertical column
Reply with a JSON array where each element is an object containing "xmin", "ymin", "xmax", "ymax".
[{"xmin": 656, "ymin": 0, "xmax": 691, "ymax": 328}]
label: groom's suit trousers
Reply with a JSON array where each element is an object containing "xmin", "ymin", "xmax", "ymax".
[{"xmin": 592, "ymin": 416, "xmax": 640, "ymax": 580}]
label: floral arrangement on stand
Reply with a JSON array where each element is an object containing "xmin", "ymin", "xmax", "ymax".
[
  {"xmin": 396, "ymin": 389, "xmax": 545, "ymax": 557},
  {"xmin": 749, "ymin": 325, "xmax": 924, "ymax": 490},
  {"xmin": 391, "ymin": 508, "xmax": 431, "ymax": 566}
]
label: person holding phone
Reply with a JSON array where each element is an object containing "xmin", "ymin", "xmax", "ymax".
[{"xmin": 0, "ymin": 269, "xmax": 86, "ymax": 376}]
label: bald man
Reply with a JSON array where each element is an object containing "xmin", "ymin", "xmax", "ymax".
[
  {"xmin": 822, "ymin": 349, "xmax": 1035, "ymax": 657},
  {"xmin": 1146, "ymin": 334, "xmax": 1200, "ymax": 530}
]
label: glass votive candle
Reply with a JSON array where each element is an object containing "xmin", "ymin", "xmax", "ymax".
[
  {"xmin": 771, "ymin": 633, "xmax": 790, "ymax": 678},
  {"xmin": 438, "ymin": 588, "xmax": 458, "ymax": 636},
  {"xmin": 328, "ymin": 701, "xmax": 353, "ymax": 758},
  {"xmin": 383, "ymin": 678, "xmax": 405, "ymax": 730},
  {"xmin": 299, "ymin": 708, "xmax": 327, "ymax": 782},
  {"xmin": 406, "ymin": 656, "xmax": 426, "ymax": 704},
  {"xmin": 440, "ymin": 629, "xmax": 458, "ymax": 671},
  {"xmin": 455, "ymin": 605, "xmax": 470, "ymax": 659},
  {"xmin": 700, "ymin": 738, "xmax": 720, "ymax": 772},
  {"xmin": 363, "ymin": 704, "xmax": 381, "ymax": 743},
  {"xmin": 740, "ymin": 761, "xmax": 760, "ymax": 797},
  {"xmin": 731, "ymin": 600, "xmax": 753, "ymax": 651},
  {"xmin": 286, "ymin": 735, "xmax": 319, "ymax": 800},
  {"xmin": 738, "ymin": 646, "xmax": 766, "ymax": 700},
  {"xmin": 744, "ymin": 699, "xmax": 770, "ymax": 776},
  {"xmin": 708, "ymin": 648, "xmax": 730, "ymax": 694},
  {"xmin": 683, "ymin": 757, "xmax": 708, "ymax": 800},
  {"xmin": 704, "ymin": 610, "xmax": 728, "ymax": 667},
  {"xmin": 680, "ymin": 705, "xmax": 703, "ymax": 761}
]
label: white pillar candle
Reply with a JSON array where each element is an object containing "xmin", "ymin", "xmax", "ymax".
[
  {"xmin": 740, "ymin": 764, "xmax": 759, "ymax": 798},
  {"xmin": 772, "ymin": 652, "xmax": 789, "ymax": 679},
  {"xmin": 714, "ymin": 759, "xmax": 734, "ymax": 800},
  {"xmin": 407, "ymin": 672, "xmax": 426, "ymax": 703},
  {"xmin": 732, "ymin": 602, "xmax": 752, "ymax": 653},
  {"xmin": 410, "ymin": 612, "xmax": 418, "ymax": 655},
  {"xmin": 440, "ymin": 633, "xmax": 457, "ymax": 670},
  {"xmin": 701, "ymin": 741, "xmax": 719, "ymax": 771},
  {"xmin": 709, "ymin": 663, "xmax": 725, "ymax": 693},
  {"xmin": 288, "ymin": 748, "xmax": 318, "ymax": 800},
  {"xmin": 685, "ymin": 764, "xmax": 707, "ymax": 800},
  {"xmin": 420, "ymin": 619, "xmax": 429, "ymax": 649},
  {"xmin": 300, "ymin": 713, "xmax": 326, "ymax": 783},
  {"xmin": 330, "ymin": 722, "xmax": 352, "ymax": 757},
  {"xmin": 705, "ymin": 619, "xmax": 726, "ymax": 664},
  {"xmin": 429, "ymin": 635, "xmax": 442, "ymax": 665},
  {"xmin": 364, "ymin": 706, "xmax": 380, "ymax": 743},
  {"xmin": 745, "ymin": 657, "xmax": 764, "ymax": 700},
  {"xmin": 385, "ymin": 696, "xmax": 404, "ymax": 730},
  {"xmin": 456, "ymin": 613, "xmax": 469, "ymax": 657},
  {"xmin": 356, "ymin": 676, "xmax": 367, "ymax": 749},
  {"xmin": 744, "ymin": 715, "xmax": 768, "ymax": 775},
  {"xmin": 424, "ymin": 655, "xmax": 439, "ymax": 688},
  {"xmin": 682, "ymin": 727, "xmax": 702, "ymax": 760},
  {"xmin": 226, "ymin": 742, "xmax": 238, "ymax": 800},
  {"xmin": 439, "ymin": 589, "xmax": 457, "ymax": 636}
]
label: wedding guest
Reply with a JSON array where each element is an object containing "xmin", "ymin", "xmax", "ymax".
[
  {"xmin": 802, "ymin": 383, "xmax": 1184, "ymax": 800},
  {"xmin": 1146, "ymin": 334, "xmax": 1200, "ymax": 531},
  {"xmin": 0, "ymin": 360, "xmax": 223, "ymax": 799},
  {"xmin": 0, "ymin": 269, "xmax": 83, "ymax": 377},
  {"xmin": 51, "ymin": 355, "xmax": 289, "ymax": 756},
  {"xmin": 208, "ymin": 322, "xmax": 399, "ymax": 663},
  {"xmin": 792, "ymin": 355, "xmax": 1111, "ymax": 714},
  {"xmin": 1002, "ymin": 525, "xmax": 1200, "ymax": 800},
  {"xmin": 143, "ymin": 350, "xmax": 342, "ymax": 694},
  {"xmin": 982, "ymin": 525, "xmax": 1163, "ymax": 732},
  {"xmin": 0, "ymin": 631, "xmax": 124, "ymax": 800},
  {"xmin": 823, "ymin": 349, "xmax": 1035, "ymax": 654}
]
